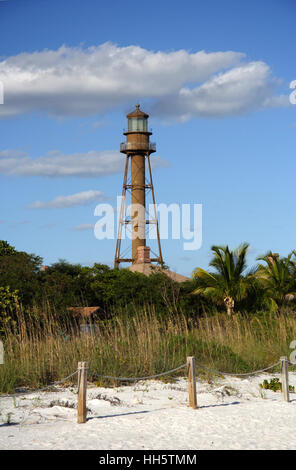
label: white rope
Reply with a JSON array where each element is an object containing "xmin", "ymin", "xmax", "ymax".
[
  {"xmin": 0, "ymin": 370, "xmax": 78, "ymax": 399},
  {"xmin": 89, "ymin": 363, "xmax": 187, "ymax": 382},
  {"xmin": 1, "ymin": 358, "xmax": 291, "ymax": 398},
  {"xmin": 194, "ymin": 361, "xmax": 281, "ymax": 377}
]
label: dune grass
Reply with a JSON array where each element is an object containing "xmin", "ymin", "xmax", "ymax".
[{"xmin": 1, "ymin": 306, "xmax": 296, "ymax": 394}]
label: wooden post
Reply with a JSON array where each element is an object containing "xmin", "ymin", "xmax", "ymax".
[
  {"xmin": 187, "ymin": 356, "xmax": 198, "ymax": 409},
  {"xmin": 280, "ymin": 356, "xmax": 289, "ymax": 403},
  {"xmin": 77, "ymin": 361, "xmax": 88, "ymax": 423},
  {"xmin": 0, "ymin": 340, "xmax": 4, "ymax": 365}
]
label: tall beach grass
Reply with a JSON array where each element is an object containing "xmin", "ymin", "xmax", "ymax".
[{"xmin": 1, "ymin": 305, "xmax": 296, "ymax": 394}]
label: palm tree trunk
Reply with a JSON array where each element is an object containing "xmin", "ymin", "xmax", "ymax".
[{"xmin": 224, "ymin": 297, "xmax": 234, "ymax": 316}]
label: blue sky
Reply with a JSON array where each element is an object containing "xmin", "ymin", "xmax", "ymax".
[{"xmin": 0, "ymin": 0, "xmax": 295, "ymax": 276}]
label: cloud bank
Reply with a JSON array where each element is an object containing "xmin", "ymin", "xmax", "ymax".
[
  {"xmin": 0, "ymin": 42, "xmax": 288, "ymax": 121},
  {"xmin": 0, "ymin": 149, "xmax": 169, "ymax": 177},
  {"xmin": 73, "ymin": 223, "xmax": 95, "ymax": 231},
  {"xmin": 28, "ymin": 190, "xmax": 106, "ymax": 209}
]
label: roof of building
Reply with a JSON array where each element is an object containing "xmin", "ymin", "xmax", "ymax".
[
  {"xmin": 67, "ymin": 307, "xmax": 103, "ymax": 318},
  {"xmin": 126, "ymin": 104, "xmax": 149, "ymax": 119},
  {"xmin": 128, "ymin": 263, "xmax": 190, "ymax": 283}
]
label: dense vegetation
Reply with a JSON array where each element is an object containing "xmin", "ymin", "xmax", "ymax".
[
  {"xmin": 1, "ymin": 307, "xmax": 295, "ymax": 394},
  {"xmin": 1, "ymin": 240, "xmax": 296, "ymax": 324},
  {"xmin": 0, "ymin": 240, "xmax": 203, "ymax": 328},
  {"xmin": 0, "ymin": 240, "xmax": 295, "ymax": 393},
  {"xmin": 193, "ymin": 243, "xmax": 296, "ymax": 316}
]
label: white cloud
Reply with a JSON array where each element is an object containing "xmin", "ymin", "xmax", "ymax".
[
  {"xmin": 0, "ymin": 42, "xmax": 286, "ymax": 120},
  {"xmin": 28, "ymin": 190, "xmax": 106, "ymax": 209},
  {"xmin": 262, "ymin": 94, "xmax": 290, "ymax": 108},
  {"xmin": 0, "ymin": 149, "xmax": 27, "ymax": 158},
  {"xmin": 153, "ymin": 62, "xmax": 288, "ymax": 120},
  {"xmin": 73, "ymin": 223, "xmax": 95, "ymax": 231},
  {"xmin": 0, "ymin": 149, "xmax": 169, "ymax": 177}
]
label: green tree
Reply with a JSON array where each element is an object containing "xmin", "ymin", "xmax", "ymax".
[
  {"xmin": 0, "ymin": 241, "xmax": 42, "ymax": 306},
  {"xmin": 0, "ymin": 241, "xmax": 18, "ymax": 256},
  {"xmin": 255, "ymin": 251, "xmax": 296, "ymax": 313},
  {"xmin": 38, "ymin": 260, "xmax": 97, "ymax": 309},
  {"xmin": 0, "ymin": 286, "xmax": 19, "ymax": 331},
  {"xmin": 192, "ymin": 243, "xmax": 250, "ymax": 315}
]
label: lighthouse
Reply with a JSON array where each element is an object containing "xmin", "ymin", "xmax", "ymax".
[
  {"xmin": 114, "ymin": 105, "xmax": 189, "ymax": 283},
  {"xmin": 114, "ymin": 104, "xmax": 163, "ymax": 269}
]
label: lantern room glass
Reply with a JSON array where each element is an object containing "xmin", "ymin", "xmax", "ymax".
[{"xmin": 128, "ymin": 117, "xmax": 148, "ymax": 132}]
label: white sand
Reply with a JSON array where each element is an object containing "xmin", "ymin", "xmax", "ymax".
[{"xmin": 0, "ymin": 372, "xmax": 295, "ymax": 450}]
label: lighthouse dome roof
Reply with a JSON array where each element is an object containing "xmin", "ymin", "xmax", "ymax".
[{"xmin": 127, "ymin": 104, "xmax": 149, "ymax": 119}]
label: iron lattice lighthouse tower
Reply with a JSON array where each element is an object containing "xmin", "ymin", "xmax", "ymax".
[{"xmin": 114, "ymin": 105, "xmax": 163, "ymax": 269}]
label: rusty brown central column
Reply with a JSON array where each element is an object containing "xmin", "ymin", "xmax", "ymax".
[{"xmin": 131, "ymin": 152, "xmax": 146, "ymax": 261}]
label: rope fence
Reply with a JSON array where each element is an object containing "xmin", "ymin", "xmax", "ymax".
[
  {"xmin": 88, "ymin": 363, "xmax": 187, "ymax": 382},
  {"xmin": 0, "ymin": 356, "xmax": 294, "ymax": 422},
  {"xmin": 76, "ymin": 355, "xmax": 293, "ymax": 422},
  {"xmin": 193, "ymin": 360, "xmax": 281, "ymax": 378},
  {"xmin": 0, "ymin": 370, "xmax": 78, "ymax": 399}
]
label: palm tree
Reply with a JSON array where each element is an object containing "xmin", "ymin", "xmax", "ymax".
[
  {"xmin": 290, "ymin": 250, "xmax": 296, "ymax": 281},
  {"xmin": 192, "ymin": 243, "xmax": 250, "ymax": 316},
  {"xmin": 255, "ymin": 251, "xmax": 296, "ymax": 312}
]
